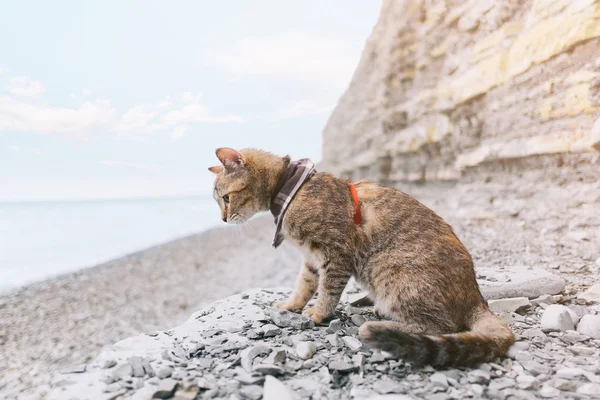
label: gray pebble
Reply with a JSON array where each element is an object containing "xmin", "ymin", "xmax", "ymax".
[
  {"xmin": 152, "ymin": 378, "xmax": 178, "ymax": 399},
  {"xmin": 467, "ymin": 370, "xmax": 490, "ymax": 384},
  {"xmin": 101, "ymin": 359, "xmax": 117, "ymax": 369},
  {"xmin": 156, "ymin": 366, "xmax": 173, "ymax": 379},
  {"xmin": 350, "ymin": 314, "xmax": 366, "ymax": 327},
  {"xmin": 129, "ymin": 356, "xmax": 145, "ymax": 378},
  {"xmin": 341, "ymin": 336, "xmax": 363, "ymax": 351},
  {"xmin": 326, "ymin": 319, "xmax": 343, "ymax": 333}
]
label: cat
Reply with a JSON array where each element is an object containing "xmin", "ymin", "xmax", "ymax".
[{"xmin": 209, "ymin": 147, "xmax": 514, "ymax": 367}]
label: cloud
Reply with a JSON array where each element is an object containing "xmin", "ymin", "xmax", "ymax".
[
  {"xmin": 161, "ymin": 103, "xmax": 245, "ymax": 125},
  {"xmin": 1, "ymin": 83, "xmax": 244, "ymax": 138},
  {"xmin": 7, "ymin": 145, "xmax": 21, "ymax": 152},
  {"xmin": 101, "ymin": 159, "xmax": 163, "ymax": 171},
  {"xmin": 271, "ymin": 100, "xmax": 335, "ymax": 120},
  {"xmin": 8, "ymin": 76, "xmax": 44, "ymax": 97},
  {"xmin": 203, "ymin": 32, "xmax": 357, "ymax": 88},
  {"xmin": 82, "ymin": 88, "xmax": 92, "ymax": 96},
  {"xmin": 115, "ymin": 92, "xmax": 245, "ymax": 136},
  {"xmin": 0, "ymin": 96, "xmax": 116, "ymax": 135},
  {"xmin": 170, "ymin": 126, "xmax": 188, "ymax": 141}
]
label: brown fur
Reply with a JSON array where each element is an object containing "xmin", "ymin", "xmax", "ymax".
[{"xmin": 209, "ymin": 148, "xmax": 515, "ymax": 367}]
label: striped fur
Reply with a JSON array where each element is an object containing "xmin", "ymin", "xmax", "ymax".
[
  {"xmin": 209, "ymin": 148, "xmax": 515, "ymax": 367},
  {"xmin": 359, "ymin": 310, "xmax": 514, "ymax": 367}
]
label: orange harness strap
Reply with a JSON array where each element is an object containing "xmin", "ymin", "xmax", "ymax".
[{"xmin": 349, "ymin": 183, "xmax": 361, "ymax": 225}]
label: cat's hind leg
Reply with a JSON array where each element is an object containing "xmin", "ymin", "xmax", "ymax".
[{"xmin": 273, "ymin": 262, "xmax": 318, "ymax": 312}]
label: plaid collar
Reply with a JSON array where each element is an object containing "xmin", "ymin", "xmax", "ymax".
[{"xmin": 270, "ymin": 158, "xmax": 316, "ymax": 248}]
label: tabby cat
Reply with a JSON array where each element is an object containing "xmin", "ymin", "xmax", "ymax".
[{"xmin": 209, "ymin": 147, "xmax": 514, "ymax": 367}]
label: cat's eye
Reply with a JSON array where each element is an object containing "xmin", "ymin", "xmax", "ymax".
[{"xmin": 222, "ymin": 194, "xmax": 230, "ymax": 204}]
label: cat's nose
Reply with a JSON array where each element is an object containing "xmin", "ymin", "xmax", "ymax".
[{"xmin": 222, "ymin": 216, "xmax": 227, "ymax": 222}]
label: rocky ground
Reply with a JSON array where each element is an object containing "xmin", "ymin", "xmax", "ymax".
[
  {"xmin": 50, "ymin": 278, "xmax": 600, "ymax": 400},
  {"xmin": 2, "ymin": 169, "xmax": 599, "ymax": 399}
]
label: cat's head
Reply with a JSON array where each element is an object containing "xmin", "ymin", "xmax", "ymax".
[{"xmin": 208, "ymin": 147, "xmax": 288, "ymax": 224}]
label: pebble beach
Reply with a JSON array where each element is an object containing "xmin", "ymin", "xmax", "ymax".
[{"xmin": 2, "ymin": 179, "xmax": 599, "ymax": 399}]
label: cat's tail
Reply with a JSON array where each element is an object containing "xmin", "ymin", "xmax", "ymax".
[{"xmin": 358, "ymin": 309, "xmax": 514, "ymax": 367}]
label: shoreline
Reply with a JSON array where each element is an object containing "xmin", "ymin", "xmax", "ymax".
[
  {"xmin": 0, "ymin": 227, "xmax": 219, "ymax": 297},
  {"xmin": 0, "ymin": 214, "xmax": 300, "ymax": 399}
]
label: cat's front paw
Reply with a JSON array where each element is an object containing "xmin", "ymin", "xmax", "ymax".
[
  {"xmin": 273, "ymin": 299, "xmax": 303, "ymax": 313},
  {"xmin": 302, "ymin": 307, "xmax": 328, "ymax": 324}
]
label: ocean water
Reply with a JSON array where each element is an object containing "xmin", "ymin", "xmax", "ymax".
[{"xmin": 0, "ymin": 196, "xmax": 222, "ymax": 292}]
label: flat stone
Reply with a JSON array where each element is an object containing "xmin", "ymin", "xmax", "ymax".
[
  {"xmin": 516, "ymin": 375, "xmax": 537, "ymax": 389},
  {"xmin": 568, "ymin": 345, "xmax": 595, "ymax": 356},
  {"xmin": 489, "ymin": 378, "xmax": 515, "ymax": 391},
  {"xmin": 235, "ymin": 370, "xmax": 265, "ymax": 385},
  {"xmin": 554, "ymin": 378, "xmax": 581, "ymax": 392},
  {"xmin": 372, "ymin": 379, "xmax": 406, "ymax": 394},
  {"xmin": 156, "ymin": 366, "xmax": 173, "ymax": 379},
  {"xmin": 348, "ymin": 292, "xmax": 373, "ymax": 307},
  {"xmin": 341, "ymin": 336, "xmax": 363, "ymax": 351},
  {"xmin": 247, "ymin": 329, "xmax": 263, "ymax": 339},
  {"xmin": 326, "ymin": 319, "xmax": 343, "ymax": 333},
  {"xmin": 541, "ymin": 305, "xmax": 575, "ymax": 332},
  {"xmin": 520, "ymin": 361, "xmax": 551, "ymax": 376},
  {"xmin": 268, "ymin": 308, "xmax": 314, "ymax": 330},
  {"xmin": 429, "ymin": 372, "xmax": 449, "ymax": 390},
  {"xmin": 252, "ymin": 363, "xmax": 285, "ymax": 376},
  {"xmin": 263, "ymin": 376, "xmax": 296, "ymax": 400},
  {"xmin": 101, "ymin": 359, "xmax": 117, "ymax": 369},
  {"xmin": 152, "ymin": 378, "xmax": 178, "ymax": 399},
  {"xmin": 477, "ymin": 267, "xmax": 565, "ymax": 300},
  {"xmin": 329, "ymin": 360, "xmax": 359, "ymax": 373},
  {"xmin": 261, "ymin": 324, "xmax": 282, "ymax": 337},
  {"xmin": 556, "ymin": 367, "xmax": 585, "ymax": 379},
  {"xmin": 488, "ymin": 297, "xmax": 530, "ymax": 313},
  {"xmin": 577, "ymin": 315, "xmax": 600, "ymax": 339},
  {"xmin": 367, "ymin": 396, "xmax": 413, "ymax": 400},
  {"xmin": 539, "ymin": 385, "xmax": 560, "ymax": 398},
  {"xmin": 296, "ymin": 342, "xmax": 317, "ymax": 360},
  {"xmin": 531, "ymin": 295, "xmax": 556, "ymax": 306},
  {"xmin": 467, "ymin": 370, "xmax": 490, "ymax": 384},
  {"xmin": 60, "ymin": 364, "xmax": 87, "ymax": 374},
  {"xmin": 560, "ymin": 332, "xmax": 588, "ymax": 344},
  {"xmin": 351, "ymin": 314, "xmax": 367, "ymax": 327}
]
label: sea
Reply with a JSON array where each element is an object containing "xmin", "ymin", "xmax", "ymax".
[{"xmin": 0, "ymin": 196, "xmax": 222, "ymax": 293}]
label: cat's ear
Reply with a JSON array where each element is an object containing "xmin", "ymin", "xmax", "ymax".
[
  {"xmin": 208, "ymin": 165, "xmax": 223, "ymax": 174},
  {"xmin": 216, "ymin": 147, "xmax": 244, "ymax": 170}
]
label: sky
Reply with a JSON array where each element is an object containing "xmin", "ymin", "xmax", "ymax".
[{"xmin": 0, "ymin": 1, "xmax": 381, "ymax": 201}]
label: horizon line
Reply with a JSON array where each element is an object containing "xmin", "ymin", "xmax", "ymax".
[{"xmin": 0, "ymin": 193, "xmax": 213, "ymax": 205}]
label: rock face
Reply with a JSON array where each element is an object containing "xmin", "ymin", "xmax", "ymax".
[
  {"xmin": 321, "ymin": 0, "xmax": 600, "ymax": 183},
  {"xmin": 49, "ymin": 278, "xmax": 600, "ymax": 400}
]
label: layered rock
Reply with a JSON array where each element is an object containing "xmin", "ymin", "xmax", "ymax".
[{"xmin": 322, "ymin": 0, "xmax": 600, "ymax": 182}]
